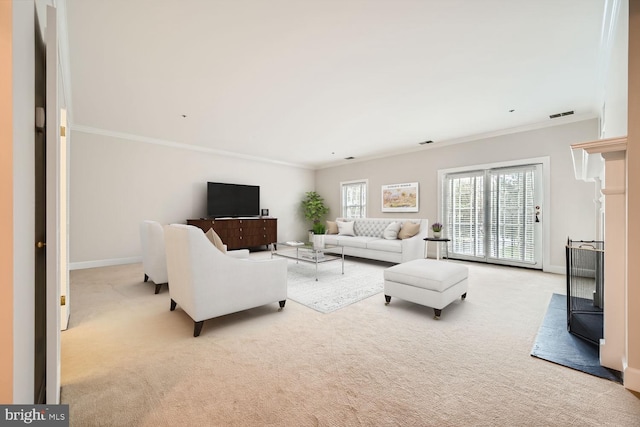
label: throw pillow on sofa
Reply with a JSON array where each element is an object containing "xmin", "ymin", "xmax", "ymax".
[
  {"xmin": 383, "ymin": 221, "xmax": 401, "ymax": 240},
  {"xmin": 326, "ymin": 220, "xmax": 339, "ymax": 234},
  {"xmin": 337, "ymin": 221, "xmax": 356, "ymax": 236},
  {"xmin": 205, "ymin": 228, "xmax": 227, "ymax": 253},
  {"xmin": 398, "ymin": 221, "xmax": 420, "ymax": 239}
]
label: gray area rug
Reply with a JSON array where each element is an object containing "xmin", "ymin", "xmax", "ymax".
[{"xmin": 285, "ymin": 257, "xmax": 388, "ymax": 313}]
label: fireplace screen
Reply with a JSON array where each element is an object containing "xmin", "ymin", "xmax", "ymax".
[{"xmin": 565, "ymin": 239, "xmax": 604, "ymax": 345}]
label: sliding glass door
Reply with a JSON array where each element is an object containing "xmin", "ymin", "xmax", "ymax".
[
  {"xmin": 443, "ymin": 164, "xmax": 543, "ymax": 269},
  {"xmin": 445, "ymin": 171, "xmax": 486, "ymax": 259}
]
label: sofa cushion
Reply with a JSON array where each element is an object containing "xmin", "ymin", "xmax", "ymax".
[
  {"xmin": 367, "ymin": 239, "xmax": 402, "ymax": 253},
  {"xmin": 336, "ymin": 236, "xmax": 377, "ymax": 249},
  {"xmin": 205, "ymin": 228, "xmax": 227, "ymax": 253},
  {"xmin": 398, "ymin": 221, "xmax": 420, "ymax": 239},
  {"xmin": 338, "ymin": 221, "xmax": 356, "ymax": 236},
  {"xmin": 383, "ymin": 221, "xmax": 401, "ymax": 240},
  {"xmin": 323, "ymin": 234, "xmax": 339, "ymax": 245},
  {"xmin": 326, "ymin": 221, "xmax": 338, "ymax": 234},
  {"xmin": 384, "ymin": 259, "xmax": 469, "ymax": 292}
]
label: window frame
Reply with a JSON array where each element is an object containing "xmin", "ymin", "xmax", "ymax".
[{"xmin": 340, "ymin": 179, "xmax": 368, "ymax": 219}]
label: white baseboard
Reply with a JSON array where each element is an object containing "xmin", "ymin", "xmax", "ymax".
[
  {"xmin": 543, "ymin": 264, "xmax": 565, "ymax": 274},
  {"xmin": 624, "ymin": 365, "xmax": 640, "ymax": 393},
  {"xmin": 69, "ymin": 256, "xmax": 141, "ymax": 270}
]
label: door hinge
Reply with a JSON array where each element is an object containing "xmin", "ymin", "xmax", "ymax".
[
  {"xmin": 60, "ymin": 125, "xmax": 66, "ymax": 137},
  {"xmin": 60, "ymin": 295, "xmax": 66, "ymax": 306}
]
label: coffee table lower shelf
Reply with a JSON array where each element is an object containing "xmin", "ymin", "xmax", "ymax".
[{"xmin": 271, "ymin": 243, "xmax": 344, "ymax": 281}]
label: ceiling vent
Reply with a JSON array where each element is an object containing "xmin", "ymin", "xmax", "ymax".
[
  {"xmin": 550, "ymin": 110, "xmax": 574, "ymax": 119},
  {"xmin": 419, "ymin": 140, "xmax": 434, "ymax": 145}
]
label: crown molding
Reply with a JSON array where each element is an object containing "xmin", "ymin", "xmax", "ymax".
[
  {"xmin": 316, "ymin": 113, "xmax": 598, "ymax": 170},
  {"xmin": 69, "ymin": 124, "xmax": 314, "ymax": 170}
]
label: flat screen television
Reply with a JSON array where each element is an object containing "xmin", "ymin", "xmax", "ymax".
[{"xmin": 207, "ymin": 182, "xmax": 260, "ymax": 218}]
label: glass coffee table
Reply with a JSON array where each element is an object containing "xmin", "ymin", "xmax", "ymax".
[{"xmin": 271, "ymin": 241, "xmax": 344, "ymax": 281}]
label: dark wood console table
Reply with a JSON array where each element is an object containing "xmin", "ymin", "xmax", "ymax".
[{"xmin": 187, "ymin": 217, "xmax": 277, "ymax": 250}]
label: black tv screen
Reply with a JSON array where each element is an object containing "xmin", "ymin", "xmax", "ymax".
[{"xmin": 207, "ymin": 182, "xmax": 260, "ymax": 218}]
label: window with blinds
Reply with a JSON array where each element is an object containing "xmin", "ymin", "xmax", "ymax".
[
  {"xmin": 442, "ymin": 164, "xmax": 542, "ymax": 268},
  {"xmin": 341, "ymin": 180, "xmax": 367, "ymax": 218}
]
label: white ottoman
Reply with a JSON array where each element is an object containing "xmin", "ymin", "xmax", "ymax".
[{"xmin": 384, "ymin": 259, "xmax": 468, "ymax": 319}]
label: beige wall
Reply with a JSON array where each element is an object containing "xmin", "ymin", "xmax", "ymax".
[
  {"xmin": 0, "ymin": 0, "xmax": 14, "ymax": 404},
  {"xmin": 69, "ymin": 131, "xmax": 316, "ymax": 267},
  {"xmin": 316, "ymin": 119, "xmax": 598, "ymax": 271},
  {"xmin": 626, "ymin": 0, "xmax": 640, "ymax": 391}
]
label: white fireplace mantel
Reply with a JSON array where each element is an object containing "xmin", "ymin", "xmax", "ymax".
[
  {"xmin": 571, "ymin": 136, "xmax": 627, "ymax": 373},
  {"xmin": 571, "ymin": 136, "xmax": 628, "ymax": 182}
]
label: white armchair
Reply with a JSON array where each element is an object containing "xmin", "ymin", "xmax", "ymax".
[
  {"xmin": 163, "ymin": 224, "xmax": 288, "ymax": 337},
  {"xmin": 139, "ymin": 220, "xmax": 168, "ymax": 294}
]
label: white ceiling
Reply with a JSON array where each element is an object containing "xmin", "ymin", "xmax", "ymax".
[{"xmin": 61, "ymin": 0, "xmax": 607, "ymax": 169}]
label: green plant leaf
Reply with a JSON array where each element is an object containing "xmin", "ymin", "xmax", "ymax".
[{"xmin": 301, "ymin": 191, "xmax": 329, "ymax": 226}]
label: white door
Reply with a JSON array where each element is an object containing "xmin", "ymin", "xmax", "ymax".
[
  {"xmin": 45, "ymin": 5, "xmax": 61, "ymax": 404},
  {"xmin": 60, "ymin": 108, "xmax": 69, "ymax": 331},
  {"xmin": 486, "ymin": 165, "xmax": 543, "ymax": 268},
  {"xmin": 444, "ymin": 163, "xmax": 543, "ymax": 269}
]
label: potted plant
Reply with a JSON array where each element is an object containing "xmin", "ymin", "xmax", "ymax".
[
  {"xmin": 301, "ymin": 191, "xmax": 329, "ymax": 239},
  {"xmin": 431, "ymin": 221, "xmax": 443, "ymax": 238}
]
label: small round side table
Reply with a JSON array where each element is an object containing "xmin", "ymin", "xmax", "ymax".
[{"xmin": 423, "ymin": 237, "xmax": 451, "ymax": 260}]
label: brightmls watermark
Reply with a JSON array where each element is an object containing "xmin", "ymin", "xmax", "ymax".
[{"xmin": 0, "ymin": 405, "xmax": 68, "ymax": 426}]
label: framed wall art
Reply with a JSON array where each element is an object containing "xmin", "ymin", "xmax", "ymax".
[{"xmin": 381, "ymin": 182, "xmax": 419, "ymax": 212}]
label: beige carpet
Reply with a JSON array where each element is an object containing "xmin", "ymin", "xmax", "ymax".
[{"xmin": 61, "ymin": 255, "xmax": 640, "ymax": 426}]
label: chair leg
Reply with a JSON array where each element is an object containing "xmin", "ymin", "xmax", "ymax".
[
  {"xmin": 278, "ymin": 300, "xmax": 286, "ymax": 311},
  {"xmin": 433, "ymin": 308, "xmax": 442, "ymax": 320},
  {"xmin": 194, "ymin": 321, "xmax": 204, "ymax": 337},
  {"xmin": 461, "ymin": 292, "xmax": 467, "ymax": 300},
  {"xmin": 385, "ymin": 295, "xmax": 391, "ymax": 305},
  {"xmin": 154, "ymin": 283, "xmax": 162, "ymax": 294},
  {"xmin": 170, "ymin": 299, "xmax": 177, "ymax": 311},
  {"xmin": 144, "ymin": 274, "xmax": 148, "ymax": 282}
]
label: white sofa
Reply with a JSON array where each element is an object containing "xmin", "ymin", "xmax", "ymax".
[
  {"xmin": 322, "ymin": 218, "xmax": 428, "ymax": 264},
  {"xmin": 140, "ymin": 220, "xmax": 169, "ymax": 294},
  {"xmin": 140, "ymin": 220, "xmax": 249, "ymax": 294},
  {"xmin": 164, "ymin": 224, "xmax": 288, "ymax": 337}
]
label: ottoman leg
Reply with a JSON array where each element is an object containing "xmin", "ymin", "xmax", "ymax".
[
  {"xmin": 433, "ymin": 308, "xmax": 442, "ymax": 320},
  {"xmin": 385, "ymin": 295, "xmax": 391, "ymax": 305},
  {"xmin": 462, "ymin": 292, "xmax": 467, "ymax": 300}
]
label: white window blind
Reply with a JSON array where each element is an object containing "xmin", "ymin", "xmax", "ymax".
[
  {"xmin": 443, "ymin": 164, "xmax": 541, "ymax": 267},
  {"xmin": 443, "ymin": 171, "xmax": 485, "ymax": 258},
  {"xmin": 488, "ymin": 166, "xmax": 537, "ymax": 263},
  {"xmin": 341, "ymin": 180, "xmax": 367, "ymax": 218}
]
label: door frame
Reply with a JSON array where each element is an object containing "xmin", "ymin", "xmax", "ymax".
[
  {"xmin": 437, "ymin": 156, "xmax": 551, "ymax": 271},
  {"xmin": 45, "ymin": 5, "xmax": 61, "ymax": 404},
  {"xmin": 34, "ymin": 7, "xmax": 47, "ymax": 403}
]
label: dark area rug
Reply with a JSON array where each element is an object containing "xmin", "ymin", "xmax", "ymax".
[{"xmin": 531, "ymin": 293, "xmax": 622, "ymax": 384}]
